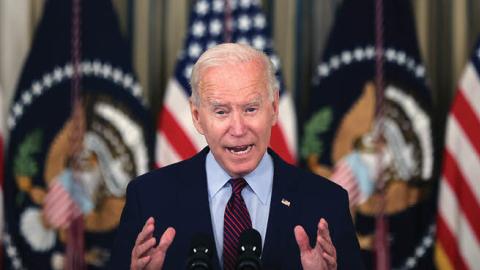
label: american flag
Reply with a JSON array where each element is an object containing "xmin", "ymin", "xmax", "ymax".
[
  {"xmin": 43, "ymin": 171, "xmax": 83, "ymax": 229},
  {"xmin": 435, "ymin": 39, "xmax": 480, "ymax": 270},
  {"xmin": 156, "ymin": 0, "xmax": 297, "ymax": 167}
]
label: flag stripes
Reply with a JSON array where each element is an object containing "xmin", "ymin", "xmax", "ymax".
[{"xmin": 436, "ymin": 44, "xmax": 480, "ymax": 270}]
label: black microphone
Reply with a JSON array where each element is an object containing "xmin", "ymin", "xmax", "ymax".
[
  {"xmin": 236, "ymin": 228, "xmax": 262, "ymax": 270},
  {"xmin": 186, "ymin": 233, "xmax": 214, "ymax": 270}
]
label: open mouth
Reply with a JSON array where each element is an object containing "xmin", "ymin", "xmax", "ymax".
[{"xmin": 226, "ymin": 144, "xmax": 253, "ymax": 155}]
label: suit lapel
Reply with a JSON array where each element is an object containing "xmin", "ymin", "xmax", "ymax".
[
  {"xmin": 261, "ymin": 150, "xmax": 300, "ymax": 267},
  {"xmin": 177, "ymin": 147, "xmax": 221, "ymax": 269}
]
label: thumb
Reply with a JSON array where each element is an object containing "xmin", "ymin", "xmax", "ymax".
[{"xmin": 294, "ymin": 225, "xmax": 311, "ymax": 254}]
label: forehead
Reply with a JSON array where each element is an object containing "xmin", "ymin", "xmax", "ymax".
[{"xmin": 198, "ymin": 60, "xmax": 268, "ymax": 99}]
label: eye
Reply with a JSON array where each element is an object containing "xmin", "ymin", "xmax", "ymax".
[
  {"xmin": 214, "ymin": 107, "xmax": 229, "ymax": 116},
  {"xmin": 245, "ymin": 107, "xmax": 258, "ymax": 113}
]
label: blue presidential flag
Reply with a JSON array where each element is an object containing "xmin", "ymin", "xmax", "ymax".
[
  {"xmin": 3, "ymin": 0, "xmax": 154, "ymax": 269},
  {"xmin": 302, "ymin": 0, "xmax": 435, "ymax": 269}
]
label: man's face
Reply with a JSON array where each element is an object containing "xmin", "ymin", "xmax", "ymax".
[{"xmin": 190, "ymin": 59, "xmax": 279, "ymax": 178}]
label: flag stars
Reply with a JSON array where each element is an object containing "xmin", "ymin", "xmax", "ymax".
[
  {"xmin": 397, "ymin": 51, "xmax": 406, "ymax": 64},
  {"xmin": 212, "ymin": 0, "xmax": 224, "ymax": 13},
  {"xmin": 123, "ymin": 74, "xmax": 133, "ymax": 88},
  {"xmin": 415, "ymin": 66, "xmax": 425, "ymax": 77},
  {"xmin": 406, "ymin": 58, "xmax": 415, "ymax": 70},
  {"xmin": 22, "ymin": 92, "xmax": 32, "ymax": 105},
  {"xmin": 353, "ymin": 47, "xmax": 364, "ymax": 61},
  {"xmin": 184, "ymin": 64, "xmax": 193, "ymax": 79},
  {"xmin": 102, "ymin": 64, "xmax": 113, "ymax": 78},
  {"xmin": 192, "ymin": 21, "xmax": 206, "ymax": 38},
  {"xmin": 236, "ymin": 37, "xmax": 250, "ymax": 45},
  {"xmin": 238, "ymin": 15, "xmax": 252, "ymax": 32},
  {"xmin": 365, "ymin": 46, "xmax": 375, "ymax": 59},
  {"xmin": 318, "ymin": 64, "xmax": 330, "ymax": 77},
  {"xmin": 254, "ymin": 14, "xmax": 266, "ymax": 29},
  {"xmin": 113, "ymin": 68, "xmax": 123, "ymax": 83},
  {"xmin": 82, "ymin": 61, "xmax": 93, "ymax": 75},
  {"xmin": 189, "ymin": 42, "xmax": 203, "ymax": 58},
  {"xmin": 270, "ymin": 55, "xmax": 280, "ymax": 71},
  {"xmin": 195, "ymin": 0, "xmax": 209, "ymax": 16},
  {"xmin": 239, "ymin": 0, "xmax": 252, "ymax": 8},
  {"xmin": 341, "ymin": 51, "xmax": 352, "ymax": 64},
  {"xmin": 6, "ymin": 245, "xmax": 17, "ymax": 257},
  {"xmin": 252, "ymin": 35, "xmax": 266, "ymax": 50},
  {"xmin": 92, "ymin": 60, "xmax": 102, "ymax": 75},
  {"xmin": 207, "ymin": 40, "xmax": 218, "ymax": 49},
  {"xmin": 329, "ymin": 56, "xmax": 340, "ymax": 70},
  {"xmin": 32, "ymin": 81, "xmax": 43, "ymax": 95},
  {"xmin": 229, "ymin": 0, "xmax": 238, "ymax": 9},
  {"xmin": 406, "ymin": 257, "xmax": 417, "ymax": 268},
  {"xmin": 64, "ymin": 63, "xmax": 74, "ymax": 77},
  {"xmin": 13, "ymin": 103, "xmax": 23, "ymax": 117},
  {"xmin": 7, "ymin": 116, "xmax": 15, "ymax": 129},
  {"xmin": 209, "ymin": 19, "xmax": 222, "ymax": 36},
  {"xmin": 42, "ymin": 74, "xmax": 53, "ymax": 88},
  {"xmin": 132, "ymin": 83, "xmax": 142, "ymax": 97},
  {"xmin": 53, "ymin": 67, "xmax": 64, "ymax": 82},
  {"xmin": 385, "ymin": 48, "xmax": 396, "ymax": 61}
]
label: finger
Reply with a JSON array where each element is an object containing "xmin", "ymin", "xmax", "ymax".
[
  {"xmin": 294, "ymin": 225, "xmax": 311, "ymax": 254},
  {"xmin": 135, "ymin": 217, "xmax": 155, "ymax": 246},
  {"xmin": 156, "ymin": 227, "xmax": 176, "ymax": 253},
  {"xmin": 135, "ymin": 237, "xmax": 157, "ymax": 258},
  {"xmin": 318, "ymin": 234, "xmax": 336, "ymax": 259},
  {"xmin": 322, "ymin": 251, "xmax": 337, "ymax": 269},
  {"xmin": 133, "ymin": 255, "xmax": 151, "ymax": 270},
  {"xmin": 318, "ymin": 218, "xmax": 332, "ymax": 243}
]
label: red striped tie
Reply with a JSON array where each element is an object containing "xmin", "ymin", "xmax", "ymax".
[{"xmin": 223, "ymin": 178, "xmax": 252, "ymax": 270}]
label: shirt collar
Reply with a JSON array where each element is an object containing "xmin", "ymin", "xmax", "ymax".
[{"xmin": 206, "ymin": 150, "xmax": 274, "ymax": 205}]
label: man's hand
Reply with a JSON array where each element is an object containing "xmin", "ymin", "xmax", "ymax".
[
  {"xmin": 294, "ymin": 218, "xmax": 337, "ymax": 270},
  {"xmin": 131, "ymin": 217, "xmax": 176, "ymax": 270}
]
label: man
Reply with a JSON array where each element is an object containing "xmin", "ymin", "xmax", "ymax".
[{"xmin": 109, "ymin": 43, "xmax": 363, "ymax": 269}]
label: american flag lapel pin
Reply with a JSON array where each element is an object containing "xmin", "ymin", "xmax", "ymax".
[{"xmin": 281, "ymin": 198, "xmax": 291, "ymax": 207}]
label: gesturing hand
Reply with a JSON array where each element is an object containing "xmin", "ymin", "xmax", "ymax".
[
  {"xmin": 294, "ymin": 218, "xmax": 337, "ymax": 270},
  {"xmin": 131, "ymin": 217, "xmax": 176, "ymax": 270}
]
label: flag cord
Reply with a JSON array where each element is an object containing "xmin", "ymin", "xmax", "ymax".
[
  {"xmin": 224, "ymin": 0, "xmax": 233, "ymax": 42},
  {"xmin": 374, "ymin": 0, "xmax": 390, "ymax": 269},
  {"xmin": 66, "ymin": 0, "xmax": 85, "ymax": 269}
]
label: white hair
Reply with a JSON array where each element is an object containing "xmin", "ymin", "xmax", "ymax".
[{"xmin": 189, "ymin": 43, "xmax": 279, "ymax": 105}]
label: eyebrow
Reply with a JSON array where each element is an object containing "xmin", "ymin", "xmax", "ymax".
[{"xmin": 206, "ymin": 96, "xmax": 262, "ymax": 108}]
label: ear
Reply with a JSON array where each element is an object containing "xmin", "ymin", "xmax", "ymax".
[
  {"xmin": 190, "ymin": 99, "xmax": 205, "ymax": 135},
  {"xmin": 271, "ymin": 90, "xmax": 280, "ymax": 126}
]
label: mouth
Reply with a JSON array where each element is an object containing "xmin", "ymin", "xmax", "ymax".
[{"xmin": 226, "ymin": 144, "xmax": 254, "ymax": 155}]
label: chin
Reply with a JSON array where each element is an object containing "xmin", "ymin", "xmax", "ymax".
[{"xmin": 225, "ymin": 160, "xmax": 258, "ymax": 178}]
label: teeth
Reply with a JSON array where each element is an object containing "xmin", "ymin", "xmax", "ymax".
[{"xmin": 228, "ymin": 145, "xmax": 252, "ymax": 155}]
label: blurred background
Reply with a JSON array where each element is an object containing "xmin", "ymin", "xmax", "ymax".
[{"xmin": 0, "ymin": 0, "xmax": 479, "ymax": 269}]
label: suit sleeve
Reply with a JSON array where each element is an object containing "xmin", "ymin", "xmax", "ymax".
[
  {"xmin": 107, "ymin": 180, "xmax": 143, "ymax": 270},
  {"xmin": 336, "ymin": 189, "xmax": 366, "ymax": 270}
]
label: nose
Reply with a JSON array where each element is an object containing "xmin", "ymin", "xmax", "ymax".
[{"xmin": 229, "ymin": 111, "xmax": 247, "ymax": 137}]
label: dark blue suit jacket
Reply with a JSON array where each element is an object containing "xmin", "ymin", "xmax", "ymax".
[{"xmin": 109, "ymin": 147, "xmax": 364, "ymax": 269}]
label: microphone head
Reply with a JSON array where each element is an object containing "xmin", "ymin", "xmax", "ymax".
[
  {"xmin": 187, "ymin": 233, "xmax": 214, "ymax": 270},
  {"xmin": 238, "ymin": 228, "xmax": 262, "ymax": 258}
]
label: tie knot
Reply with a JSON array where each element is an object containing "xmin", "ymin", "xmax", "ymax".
[{"xmin": 230, "ymin": 178, "xmax": 247, "ymax": 196}]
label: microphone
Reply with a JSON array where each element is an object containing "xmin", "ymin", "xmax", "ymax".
[
  {"xmin": 236, "ymin": 228, "xmax": 262, "ymax": 270},
  {"xmin": 186, "ymin": 233, "xmax": 214, "ymax": 270}
]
